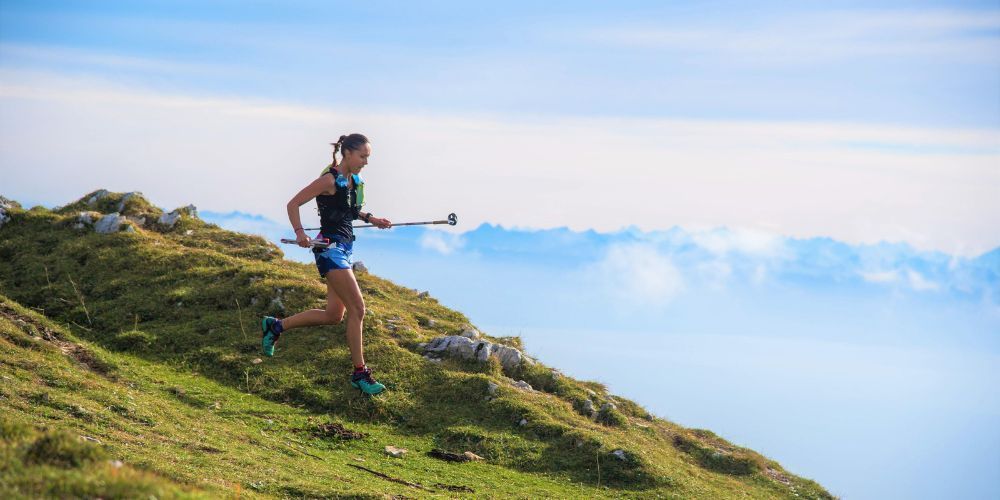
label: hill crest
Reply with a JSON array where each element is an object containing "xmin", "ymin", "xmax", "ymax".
[{"xmin": 0, "ymin": 189, "xmax": 834, "ymax": 498}]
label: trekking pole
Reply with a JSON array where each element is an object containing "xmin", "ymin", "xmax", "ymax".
[
  {"xmin": 280, "ymin": 213, "xmax": 458, "ymax": 248},
  {"xmin": 353, "ymin": 212, "xmax": 458, "ymax": 229},
  {"xmin": 296, "ymin": 212, "xmax": 458, "ymax": 231}
]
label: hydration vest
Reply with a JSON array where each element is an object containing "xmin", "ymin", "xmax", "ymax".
[{"xmin": 315, "ymin": 166, "xmax": 365, "ymax": 241}]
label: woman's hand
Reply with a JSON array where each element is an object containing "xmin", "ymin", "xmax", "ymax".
[
  {"xmin": 372, "ymin": 217, "xmax": 392, "ymax": 229},
  {"xmin": 295, "ymin": 229, "xmax": 310, "ymax": 248}
]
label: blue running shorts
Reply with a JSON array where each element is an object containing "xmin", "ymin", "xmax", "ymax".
[{"xmin": 313, "ymin": 238, "xmax": 353, "ymax": 277}]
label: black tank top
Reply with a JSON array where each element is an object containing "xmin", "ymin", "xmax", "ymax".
[{"xmin": 315, "ymin": 168, "xmax": 363, "ymax": 242}]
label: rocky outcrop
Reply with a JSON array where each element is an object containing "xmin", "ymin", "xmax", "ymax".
[
  {"xmin": 422, "ymin": 334, "xmax": 534, "ymax": 372},
  {"xmin": 157, "ymin": 204, "xmax": 197, "ymax": 229},
  {"xmin": 116, "ymin": 192, "xmax": 141, "ymax": 213},
  {"xmin": 86, "ymin": 190, "xmax": 110, "ymax": 206},
  {"xmin": 0, "ymin": 196, "xmax": 17, "ymax": 229},
  {"xmin": 94, "ymin": 213, "xmax": 124, "ymax": 234}
]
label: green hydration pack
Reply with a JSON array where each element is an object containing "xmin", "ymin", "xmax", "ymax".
[{"xmin": 321, "ymin": 165, "xmax": 365, "ymax": 209}]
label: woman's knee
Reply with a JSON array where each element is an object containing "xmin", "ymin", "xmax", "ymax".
[
  {"xmin": 346, "ymin": 300, "xmax": 365, "ymax": 320},
  {"xmin": 324, "ymin": 306, "xmax": 346, "ymax": 325}
]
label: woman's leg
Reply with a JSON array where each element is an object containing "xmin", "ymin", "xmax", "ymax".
[
  {"xmin": 279, "ymin": 280, "xmax": 346, "ymax": 330},
  {"xmin": 324, "ymin": 268, "xmax": 366, "ymax": 367}
]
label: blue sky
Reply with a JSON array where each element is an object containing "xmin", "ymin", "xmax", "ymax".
[{"xmin": 2, "ymin": 1, "xmax": 999, "ymax": 498}]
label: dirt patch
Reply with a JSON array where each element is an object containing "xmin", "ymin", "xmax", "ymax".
[
  {"xmin": 0, "ymin": 306, "xmax": 115, "ymax": 378},
  {"xmin": 765, "ymin": 466, "xmax": 792, "ymax": 485},
  {"xmin": 311, "ymin": 422, "xmax": 366, "ymax": 440},
  {"xmin": 433, "ymin": 483, "xmax": 475, "ymax": 492},
  {"xmin": 56, "ymin": 342, "xmax": 116, "ymax": 378},
  {"xmin": 427, "ymin": 449, "xmax": 484, "ymax": 463}
]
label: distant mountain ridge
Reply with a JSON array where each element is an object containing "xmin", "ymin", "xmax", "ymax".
[{"xmin": 199, "ymin": 207, "xmax": 999, "ymax": 302}]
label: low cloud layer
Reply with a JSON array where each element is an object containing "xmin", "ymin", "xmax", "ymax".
[{"xmin": 3, "ymin": 71, "xmax": 998, "ymax": 256}]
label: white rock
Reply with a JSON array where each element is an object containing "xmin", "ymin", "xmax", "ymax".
[
  {"xmin": 582, "ymin": 399, "xmax": 595, "ymax": 415},
  {"xmin": 512, "ymin": 380, "xmax": 533, "ymax": 391},
  {"xmin": 77, "ymin": 212, "xmax": 94, "ymax": 225},
  {"xmin": 493, "ymin": 345, "xmax": 524, "ymax": 372},
  {"xmin": 124, "ymin": 224, "xmax": 136, "ymax": 233},
  {"xmin": 601, "ymin": 402, "xmax": 617, "ymax": 412},
  {"xmin": 184, "ymin": 229, "xmax": 193, "ymax": 236},
  {"xmin": 417, "ymin": 290, "xmax": 430, "ymax": 299},
  {"xmin": 117, "ymin": 191, "xmax": 141, "ymax": 213},
  {"xmin": 270, "ymin": 296, "xmax": 285, "ymax": 313},
  {"xmin": 459, "ymin": 326, "xmax": 481, "ymax": 339},
  {"xmin": 384, "ymin": 445, "xmax": 407, "ymax": 458},
  {"xmin": 158, "ymin": 210, "xmax": 182, "ymax": 228},
  {"xmin": 612, "ymin": 449, "xmax": 627, "ymax": 461},
  {"xmin": 422, "ymin": 335, "xmax": 528, "ymax": 372},
  {"xmin": 352, "ymin": 261, "xmax": 368, "ymax": 273},
  {"xmin": 487, "ymin": 381, "xmax": 499, "ymax": 395},
  {"xmin": 94, "ymin": 213, "xmax": 123, "ymax": 233},
  {"xmin": 0, "ymin": 196, "xmax": 13, "ymax": 228},
  {"xmin": 518, "ymin": 418, "xmax": 528, "ymax": 426},
  {"xmin": 87, "ymin": 189, "xmax": 110, "ymax": 206}
]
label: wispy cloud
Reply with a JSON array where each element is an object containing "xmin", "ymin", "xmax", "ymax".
[
  {"xmin": 589, "ymin": 243, "xmax": 685, "ymax": 306},
  {"xmin": 906, "ymin": 269, "xmax": 941, "ymax": 292},
  {"xmin": 419, "ymin": 230, "xmax": 465, "ymax": 255},
  {"xmin": 580, "ymin": 9, "xmax": 1000, "ymax": 65},
  {"xmin": 690, "ymin": 227, "xmax": 789, "ymax": 258},
  {"xmin": 2, "ymin": 70, "xmax": 998, "ymax": 256},
  {"xmin": 860, "ymin": 269, "xmax": 900, "ymax": 284}
]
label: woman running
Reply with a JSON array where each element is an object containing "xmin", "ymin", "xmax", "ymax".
[{"xmin": 260, "ymin": 133, "xmax": 391, "ymax": 395}]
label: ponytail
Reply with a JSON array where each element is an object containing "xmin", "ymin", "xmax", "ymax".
[{"xmin": 328, "ymin": 133, "xmax": 368, "ymax": 173}]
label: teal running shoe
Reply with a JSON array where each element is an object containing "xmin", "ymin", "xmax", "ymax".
[
  {"xmin": 260, "ymin": 316, "xmax": 281, "ymax": 357},
  {"xmin": 350, "ymin": 367, "xmax": 386, "ymax": 395}
]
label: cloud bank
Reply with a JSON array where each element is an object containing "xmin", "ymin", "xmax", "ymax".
[{"xmin": 2, "ymin": 70, "xmax": 998, "ymax": 257}]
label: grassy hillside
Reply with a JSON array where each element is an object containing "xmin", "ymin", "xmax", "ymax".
[{"xmin": 0, "ymin": 190, "xmax": 834, "ymax": 498}]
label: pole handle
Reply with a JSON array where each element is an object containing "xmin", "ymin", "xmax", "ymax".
[{"xmin": 279, "ymin": 238, "xmax": 330, "ymax": 248}]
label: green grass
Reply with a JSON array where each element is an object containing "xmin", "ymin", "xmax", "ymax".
[{"xmin": 0, "ymin": 190, "xmax": 835, "ymax": 498}]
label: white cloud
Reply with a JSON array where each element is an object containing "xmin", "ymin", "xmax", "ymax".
[
  {"xmin": 690, "ymin": 227, "xmax": 788, "ymax": 258},
  {"xmin": 419, "ymin": 230, "xmax": 465, "ymax": 255},
  {"xmin": 860, "ymin": 270, "xmax": 900, "ymax": 284},
  {"xmin": 906, "ymin": 269, "xmax": 940, "ymax": 292},
  {"xmin": 695, "ymin": 259, "xmax": 732, "ymax": 290},
  {"xmin": 860, "ymin": 268, "xmax": 941, "ymax": 292},
  {"xmin": 591, "ymin": 243, "xmax": 684, "ymax": 305},
  {"xmin": 1, "ymin": 69, "xmax": 998, "ymax": 257},
  {"xmin": 581, "ymin": 9, "xmax": 1000, "ymax": 65}
]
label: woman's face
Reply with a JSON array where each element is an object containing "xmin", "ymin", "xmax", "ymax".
[{"xmin": 343, "ymin": 143, "xmax": 372, "ymax": 172}]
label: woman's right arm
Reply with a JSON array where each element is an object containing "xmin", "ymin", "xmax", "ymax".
[{"xmin": 287, "ymin": 175, "xmax": 335, "ymax": 247}]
